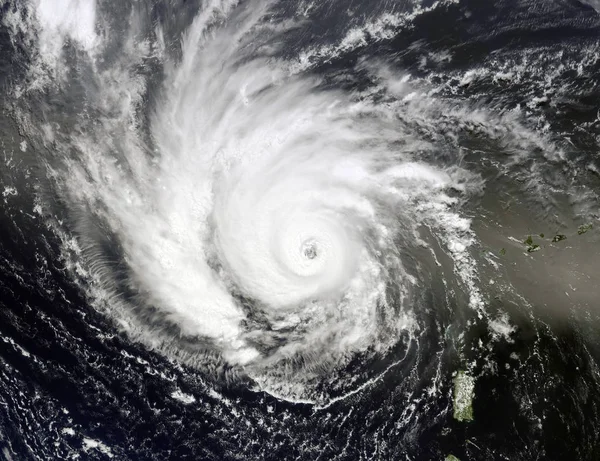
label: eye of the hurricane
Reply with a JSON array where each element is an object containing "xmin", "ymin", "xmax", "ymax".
[{"xmin": 302, "ymin": 240, "xmax": 318, "ymax": 260}]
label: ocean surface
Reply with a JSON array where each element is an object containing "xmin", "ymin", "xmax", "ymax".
[{"xmin": 0, "ymin": 0, "xmax": 600, "ymax": 459}]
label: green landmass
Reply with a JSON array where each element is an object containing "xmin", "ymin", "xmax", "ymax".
[
  {"xmin": 453, "ymin": 370, "xmax": 474, "ymax": 422},
  {"xmin": 523, "ymin": 235, "xmax": 540, "ymax": 253}
]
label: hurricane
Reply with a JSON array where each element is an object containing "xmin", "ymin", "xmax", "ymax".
[
  {"xmin": 1, "ymin": 0, "xmax": 600, "ymax": 459},
  {"xmin": 7, "ymin": 0, "xmax": 484, "ymax": 399}
]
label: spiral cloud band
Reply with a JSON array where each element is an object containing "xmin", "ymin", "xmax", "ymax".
[{"xmin": 10, "ymin": 0, "xmax": 485, "ymax": 401}]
